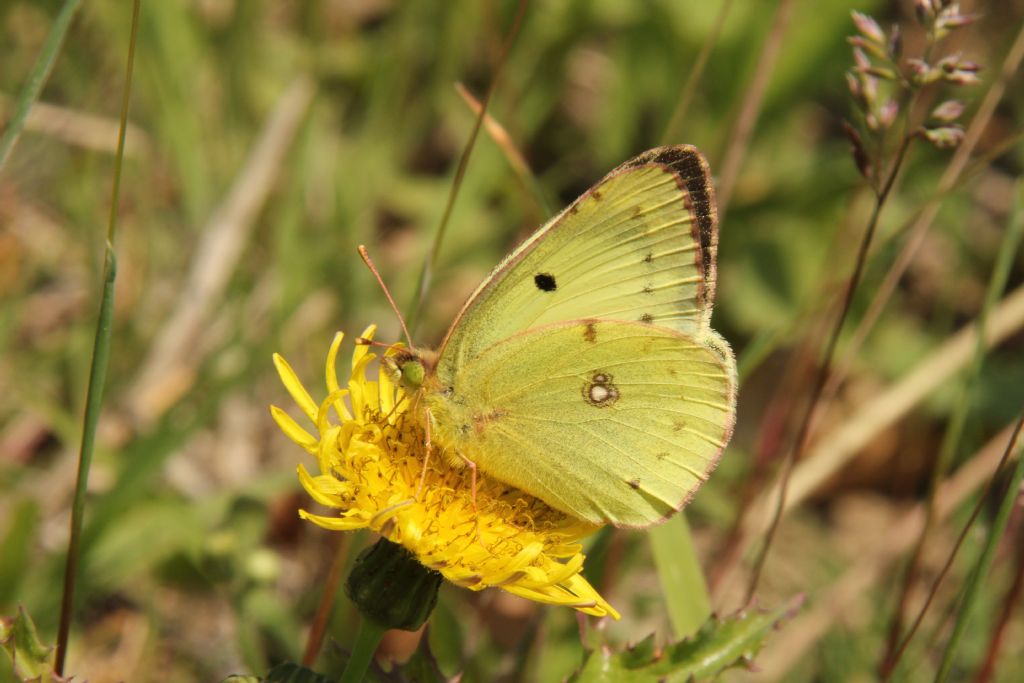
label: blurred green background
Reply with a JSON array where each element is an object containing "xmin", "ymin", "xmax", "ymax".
[{"xmin": 2, "ymin": 0, "xmax": 1023, "ymax": 681}]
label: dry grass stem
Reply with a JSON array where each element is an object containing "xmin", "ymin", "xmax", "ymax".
[
  {"xmin": 454, "ymin": 81, "xmax": 551, "ymax": 216},
  {"xmin": 715, "ymin": 282, "xmax": 1024, "ymax": 603},
  {"xmin": 125, "ymin": 76, "xmax": 315, "ymax": 425},
  {"xmin": 751, "ymin": 419, "xmax": 1024, "ymax": 680},
  {"xmin": 972, "ymin": 530, "xmax": 1024, "ymax": 683},
  {"xmin": 758, "ymin": 282, "xmax": 1024, "ymax": 528}
]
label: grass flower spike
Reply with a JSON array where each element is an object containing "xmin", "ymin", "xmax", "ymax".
[{"xmin": 271, "ymin": 326, "xmax": 619, "ymax": 619}]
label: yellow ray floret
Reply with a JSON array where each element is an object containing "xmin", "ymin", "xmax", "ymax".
[{"xmin": 270, "ymin": 326, "xmax": 619, "ymax": 619}]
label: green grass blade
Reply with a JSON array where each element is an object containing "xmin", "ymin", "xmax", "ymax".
[
  {"xmin": 54, "ymin": 246, "xmax": 118, "ymax": 674},
  {"xmin": 889, "ymin": 179, "xmax": 1024, "ymax": 675},
  {"xmin": 935, "ymin": 415, "xmax": 1024, "ymax": 682},
  {"xmin": 649, "ymin": 514, "xmax": 712, "ymax": 638},
  {"xmin": 929, "ymin": 178, "xmax": 1024, "ymax": 510},
  {"xmin": 53, "ymin": 1, "xmax": 141, "ymax": 673},
  {"xmin": 0, "ymin": 0, "xmax": 83, "ymax": 171},
  {"xmin": 408, "ymin": 0, "xmax": 527, "ymax": 332},
  {"xmin": 933, "ymin": 180, "xmax": 1024, "ymax": 680}
]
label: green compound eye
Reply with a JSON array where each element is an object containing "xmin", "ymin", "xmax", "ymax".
[{"xmin": 400, "ymin": 359, "xmax": 425, "ymax": 390}]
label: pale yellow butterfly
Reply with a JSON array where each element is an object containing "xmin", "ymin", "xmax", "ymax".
[{"xmin": 386, "ymin": 145, "xmax": 737, "ymax": 528}]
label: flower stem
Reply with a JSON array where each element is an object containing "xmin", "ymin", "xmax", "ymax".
[{"xmin": 339, "ymin": 618, "xmax": 386, "ymax": 683}]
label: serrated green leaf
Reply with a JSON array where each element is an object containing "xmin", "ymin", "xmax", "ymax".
[
  {"xmin": 619, "ymin": 633, "xmax": 657, "ymax": 669},
  {"xmin": 569, "ymin": 595, "xmax": 804, "ymax": 682},
  {"xmin": 1, "ymin": 606, "xmax": 62, "ymax": 683}
]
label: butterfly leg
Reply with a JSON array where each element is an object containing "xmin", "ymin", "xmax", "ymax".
[
  {"xmin": 415, "ymin": 407, "xmax": 433, "ymax": 500},
  {"xmin": 456, "ymin": 451, "xmax": 480, "ymax": 514},
  {"xmin": 454, "ymin": 451, "xmax": 488, "ymax": 547}
]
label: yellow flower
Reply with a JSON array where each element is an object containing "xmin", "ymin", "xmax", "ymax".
[{"xmin": 270, "ymin": 326, "xmax": 619, "ymax": 619}]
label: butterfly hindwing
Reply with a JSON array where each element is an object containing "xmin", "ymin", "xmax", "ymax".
[
  {"xmin": 437, "ymin": 146, "xmax": 718, "ymax": 376},
  {"xmin": 425, "ymin": 320, "xmax": 736, "ymax": 527}
]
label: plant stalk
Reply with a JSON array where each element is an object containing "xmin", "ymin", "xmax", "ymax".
[
  {"xmin": 54, "ymin": 0, "xmax": 140, "ymax": 673},
  {"xmin": 745, "ymin": 135, "xmax": 912, "ymax": 603},
  {"xmin": 338, "ymin": 618, "xmax": 386, "ymax": 683},
  {"xmin": 935, "ymin": 414, "xmax": 1024, "ymax": 682}
]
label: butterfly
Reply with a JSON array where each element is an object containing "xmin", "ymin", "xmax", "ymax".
[{"xmin": 383, "ymin": 145, "xmax": 737, "ymax": 528}]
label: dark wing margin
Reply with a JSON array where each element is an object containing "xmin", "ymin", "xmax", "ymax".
[
  {"xmin": 621, "ymin": 145, "xmax": 718, "ymax": 307},
  {"xmin": 438, "ymin": 142, "xmax": 720, "ymax": 370}
]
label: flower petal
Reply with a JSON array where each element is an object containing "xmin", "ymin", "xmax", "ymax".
[
  {"xmin": 273, "ymin": 353, "xmax": 318, "ymax": 423},
  {"xmin": 270, "ymin": 405, "xmax": 318, "ymax": 453}
]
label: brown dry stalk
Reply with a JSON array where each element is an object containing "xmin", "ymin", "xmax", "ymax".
[
  {"xmin": 752, "ymin": 283, "xmax": 1024, "ymax": 531},
  {"xmin": 753, "ymin": 419, "xmax": 1023, "ymax": 679},
  {"xmin": 887, "ymin": 414, "xmax": 1024, "ymax": 677},
  {"xmin": 972, "ymin": 518, "xmax": 1024, "ymax": 683},
  {"xmin": 745, "ymin": 132, "xmax": 913, "ymax": 603},
  {"xmin": 454, "ymin": 81, "xmax": 551, "ymax": 217},
  {"xmin": 713, "ymin": 283, "xmax": 1024, "ymax": 605}
]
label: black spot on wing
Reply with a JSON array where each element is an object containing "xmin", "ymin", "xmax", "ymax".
[
  {"xmin": 628, "ymin": 478, "xmax": 641, "ymax": 490},
  {"xmin": 640, "ymin": 313, "xmax": 654, "ymax": 324},
  {"xmin": 534, "ymin": 272, "xmax": 557, "ymax": 292}
]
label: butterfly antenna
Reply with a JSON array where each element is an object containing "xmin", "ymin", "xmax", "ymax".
[{"xmin": 358, "ymin": 245, "xmax": 414, "ymax": 347}]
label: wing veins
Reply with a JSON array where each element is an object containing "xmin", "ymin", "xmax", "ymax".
[{"xmin": 583, "ymin": 420, "xmax": 708, "ymax": 481}]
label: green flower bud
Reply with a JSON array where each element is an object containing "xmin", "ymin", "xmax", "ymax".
[{"xmin": 345, "ymin": 539, "xmax": 442, "ymax": 631}]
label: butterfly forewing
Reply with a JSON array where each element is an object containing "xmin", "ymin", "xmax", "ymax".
[
  {"xmin": 421, "ymin": 145, "xmax": 734, "ymax": 528},
  {"xmin": 425, "ymin": 320, "xmax": 736, "ymax": 527},
  {"xmin": 437, "ymin": 146, "xmax": 718, "ymax": 375}
]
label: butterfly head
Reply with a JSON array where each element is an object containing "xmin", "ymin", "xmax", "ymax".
[{"xmin": 382, "ymin": 348, "xmax": 438, "ymax": 393}]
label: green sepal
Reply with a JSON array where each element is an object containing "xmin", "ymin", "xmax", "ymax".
[
  {"xmin": 570, "ymin": 595, "xmax": 804, "ymax": 682},
  {"xmin": 345, "ymin": 539, "xmax": 442, "ymax": 631}
]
